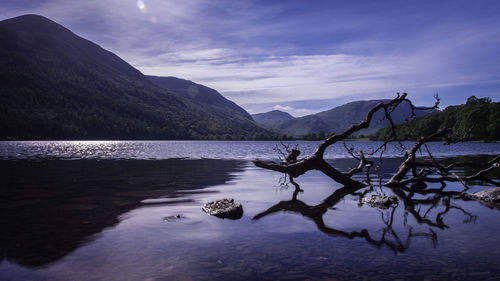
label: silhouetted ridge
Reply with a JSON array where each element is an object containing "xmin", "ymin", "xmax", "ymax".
[
  {"xmin": 0, "ymin": 14, "xmax": 268, "ymax": 139},
  {"xmin": 265, "ymin": 99, "xmax": 436, "ymax": 136},
  {"xmin": 1, "ymin": 14, "xmax": 144, "ymax": 80},
  {"xmin": 146, "ymin": 75, "xmax": 252, "ymax": 120}
]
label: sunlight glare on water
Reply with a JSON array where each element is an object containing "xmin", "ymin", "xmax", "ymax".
[{"xmin": 1, "ymin": 140, "xmax": 499, "ymax": 160}]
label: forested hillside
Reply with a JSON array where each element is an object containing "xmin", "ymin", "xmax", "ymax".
[
  {"xmin": 146, "ymin": 75, "xmax": 252, "ymax": 120},
  {"xmin": 0, "ymin": 15, "xmax": 268, "ymax": 140},
  {"xmin": 371, "ymin": 96, "xmax": 500, "ymax": 141}
]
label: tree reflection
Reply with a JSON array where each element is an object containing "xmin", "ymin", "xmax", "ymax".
[{"xmin": 254, "ymin": 177, "xmax": 477, "ymax": 253}]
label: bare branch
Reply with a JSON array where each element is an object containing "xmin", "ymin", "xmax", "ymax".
[
  {"xmin": 385, "ymin": 128, "xmax": 452, "ymax": 186},
  {"xmin": 314, "ymin": 93, "xmax": 409, "ymax": 158},
  {"xmin": 254, "ymin": 93, "xmax": 498, "ymax": 191},
  {"xmin": 346, "ymin": 151, "xmax": 373, "ymax": 178}
]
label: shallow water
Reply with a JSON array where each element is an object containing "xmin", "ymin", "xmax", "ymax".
[{"xmin": 1, "ymin": 141, "xmax": 500, "ymax": 280}]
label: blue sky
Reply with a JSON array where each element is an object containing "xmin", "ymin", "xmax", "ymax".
[{"xmin": 2, "ymin": 0, "xmax": 500, "ymax": 116}]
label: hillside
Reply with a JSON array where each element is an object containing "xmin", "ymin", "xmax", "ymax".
[
  {"xmin": 146, "ymin": 75, "xmax": 252, "ymax": 120},
  {"xmin": 267, "ymin": 99, "xmax": 435, "ymax": 137},
  {"xmin": 252, "ymin": 110, "xmax": 295, "ymax": 124},
  {"xmin": 371, "ymin": 96, "xmax": 500, "ymax": 141},
  {"xmin": 0, "ymin": 14, "xmax": 267, "ymax": 140}
]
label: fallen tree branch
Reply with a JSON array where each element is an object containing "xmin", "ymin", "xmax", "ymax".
[
  {"xmin": 253, "ymin": 93, "xmax": 498, "ymax": 190},
  {"xmin": 254, "ymin": 93, "xmax": 420, "ymax": 188}
]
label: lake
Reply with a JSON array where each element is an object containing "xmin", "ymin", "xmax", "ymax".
[{"xmin": 1, "ymin": 141, "xmax": 500, "ymax": 281}]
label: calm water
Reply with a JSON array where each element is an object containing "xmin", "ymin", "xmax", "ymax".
[{"xmin": 1, "ymin": 141, "xmax": 500, "ymax": 281}]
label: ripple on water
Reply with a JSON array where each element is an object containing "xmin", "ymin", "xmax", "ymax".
[{"xmin": 1, "ymin": 140, "xmax": 499, "ymax": 160}]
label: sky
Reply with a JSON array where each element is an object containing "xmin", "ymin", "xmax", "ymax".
[{"xmin": 2, "ymin": 0, "xmax": 500, "ymax": 116}]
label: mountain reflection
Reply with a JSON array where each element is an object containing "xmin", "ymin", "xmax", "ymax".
[{"xmin": 0, "ymin": 159, "xmax": 244, "ymax": 267}]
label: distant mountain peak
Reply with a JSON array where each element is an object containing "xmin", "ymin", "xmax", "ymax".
[
  {"xmin": 263, "ymin": 99, "xmax": 437, "ymax": 136},
  {"xmin": 4, "ymin": 14, "xmax": 52, "ymax": 22},
  {"xmin": 2, "ymin": 14, "xmax": 68, "ymax": 32},
  {"xmin": 268, "ymin": 110, "xmax": 294, "ymax": 116},
  {"xmin": 252, "ymin": 110, "xmax": 295, "ymax": 124}
]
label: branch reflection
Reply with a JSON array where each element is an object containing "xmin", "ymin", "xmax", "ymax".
[{"xmin": 254, "ymin": 177, "xmax": 477, "ymax": 253}]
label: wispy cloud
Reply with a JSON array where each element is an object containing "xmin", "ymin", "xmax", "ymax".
[
  {"xmin": 136, "ymin": 36, "xmax": 500, "ymax": 107},
  {"xmin": 272, "ymin": 105, "xmax": 315, "ymax": 117}
]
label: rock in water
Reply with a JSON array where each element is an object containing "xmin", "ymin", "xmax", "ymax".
[
  {"xmin": 463, "ymin": 187, "xmax": 500, "ymax": 210},
  {"xmin": 202, "ymin": 198, "xmax": 243, "ymax": 219},
  {"xmin": 163, "ymin": 214, "xmax": 182, "ymax": 222},
  {"xmin": 362, "ymin": 195, "xmax": 398, "ymax": 209}
]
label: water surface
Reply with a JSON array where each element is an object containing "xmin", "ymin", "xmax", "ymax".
[
  {"xmin": 1, "ymin": 141, "xmax": 500, "ymax": 280},
  {"xmin": 2, "ymin": 140, "xmax": 499, "ymax": 160}
]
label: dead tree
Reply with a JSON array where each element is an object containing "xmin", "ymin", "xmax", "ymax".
[
  {"xmin": 253, "ymin": 93, "xmax": 500, "ymax": 189},
  {"xmin": 252, "ymin": 94, "xmax": 496, "ymax": 251}
]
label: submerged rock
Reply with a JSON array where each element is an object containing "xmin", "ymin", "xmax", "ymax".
[
  {"xmin": 463, "ymin": 187, "xmax": 500, "ymax": 210},
  {"xmin": 362, "ymin": 195, "xmax": 398, "ymax": 209},
  {"xmin": 163, "ymin": 214, "xmax": 182, "ymax": 222},
  {"xmin": 202, "ymin": 198, "xmax": 243, "ymax": 220}
]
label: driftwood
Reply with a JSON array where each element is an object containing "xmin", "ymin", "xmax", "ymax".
[{"xmin": 253, "ymin": 93, "xmax": 499, "ymax": 189}]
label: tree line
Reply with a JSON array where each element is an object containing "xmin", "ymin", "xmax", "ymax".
[{"xmin": 370, "ymin": 96, "xmax": 499, "ymax": 141}]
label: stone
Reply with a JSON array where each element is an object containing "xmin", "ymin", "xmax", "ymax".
[
  {"xmin": 362, "ymin": 195, "xmax": 398, "ymax": 209},
  {"xmin": 163, "ymin": 214, "xmax": 183, "ymax": 222},
  {"xmin": 462, "ymin": 187, "xmax": 500, "ymax": 209},
  {"xmin": 202, "ymin": 198, "xmax": 243, "ymax": 219}
]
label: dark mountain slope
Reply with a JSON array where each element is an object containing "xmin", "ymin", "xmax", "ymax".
[
  {"xmin": 252, "ymin": 110, "xmax": 295, "ymax": 124},
  {"xmin": 0, "ymin": 14, "xmax": 144, "ymax": 81},
  {"xmin": 0, "ymin": 14, "xmax": 267, "ymax": 139},
  {"xmin": 269, "ymin": 99, "xmax": 436, "ymax": 136},
  {"xmin": 146, "ymin": 75, "xmax": 252, "ymax": 120}
]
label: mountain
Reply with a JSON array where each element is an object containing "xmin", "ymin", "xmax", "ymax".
[
  {"xmin": 267, "ymin": 100, "xmax": 436, "ymax": 137},
  {"xmin": 252, "ymin": 110, "xmax": 295, "ymax": 124},
  {"xmin": 0, "ymin": 14, "xmax": 267, "ymax": 140},
  {"xmin": 371, "ymin": 96, "xmax": 500, "ymax": 141},
  {"xmin": 146, "ymin": 75, "xmax": 252, "ymax": 120}
]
